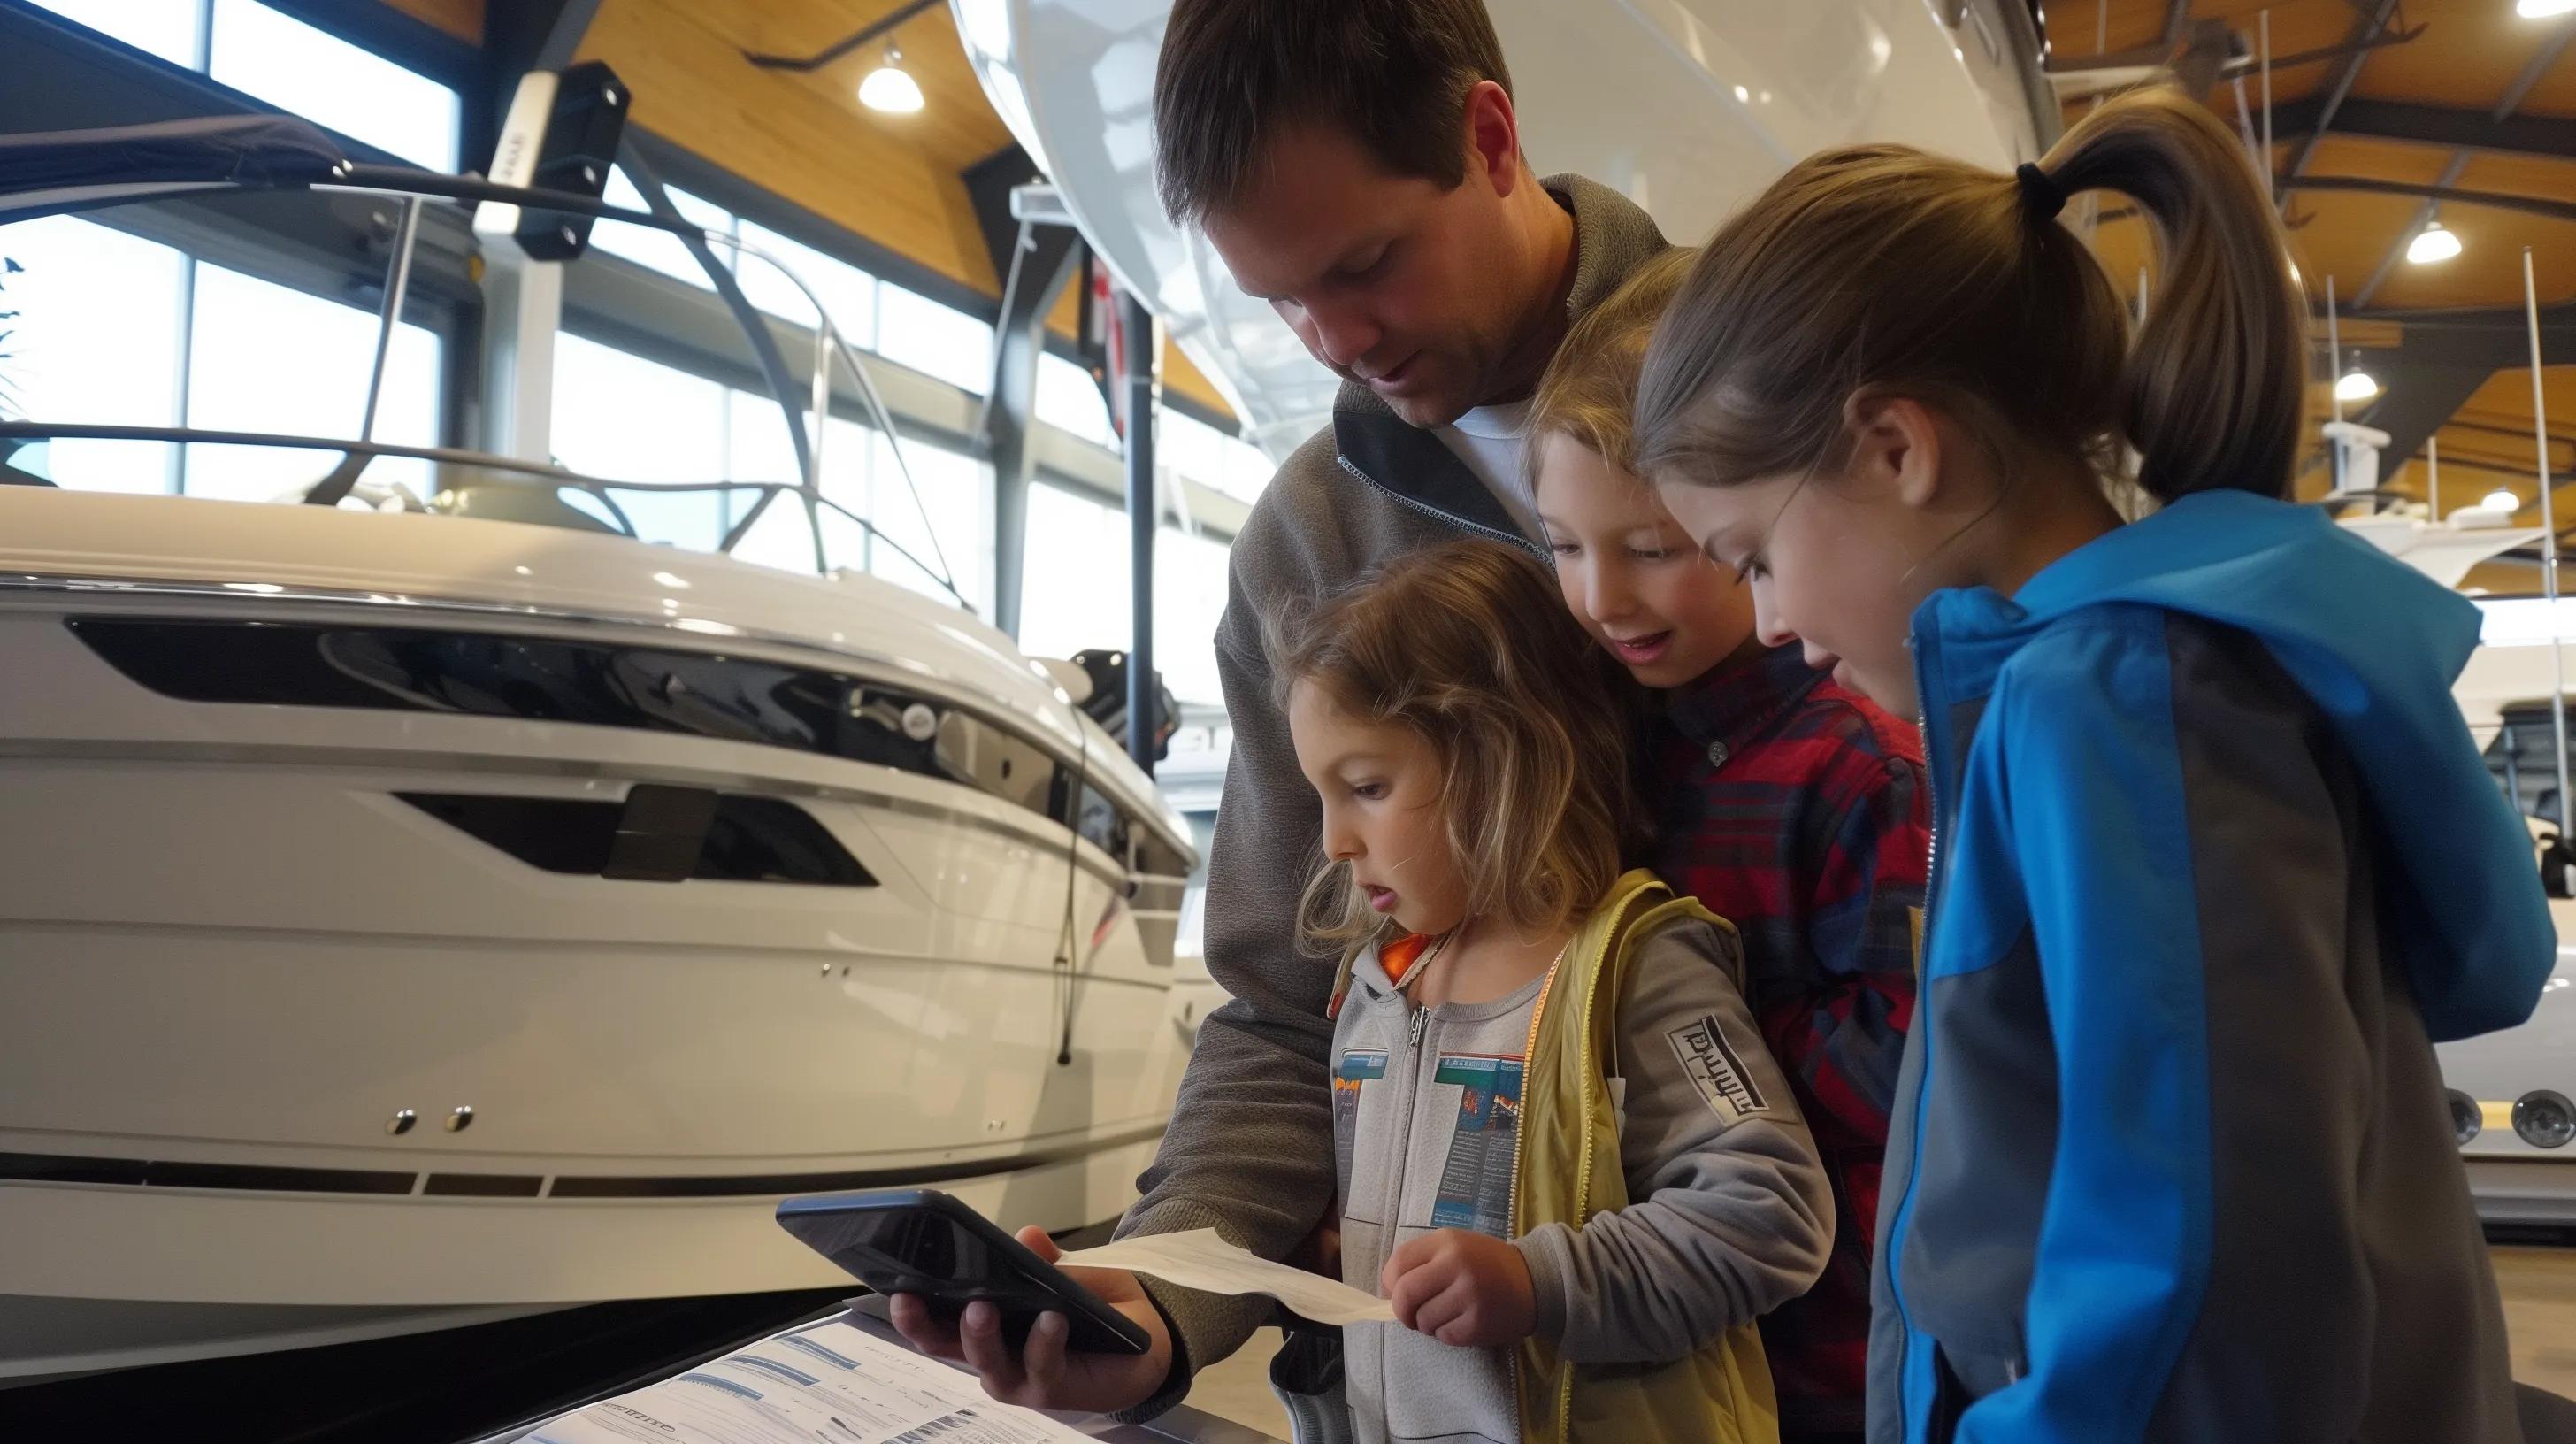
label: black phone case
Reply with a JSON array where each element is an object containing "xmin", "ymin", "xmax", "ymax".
[{"xmin": 776, "ymin": 1188, "xmax": 1151, "ymax": 1356}]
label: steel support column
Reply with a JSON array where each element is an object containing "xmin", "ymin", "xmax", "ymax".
[
  {"xmin": 1121, "ymin": 289, "xmax": 1159, "ymax": 778},
  {"xmin": 981, "ymin": 204, "xmax": 1081, "ymax": 641}
]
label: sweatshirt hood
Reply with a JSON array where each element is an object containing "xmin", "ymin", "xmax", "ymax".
[{"xmin": 1915, "ymin": 489, "xmax": 2553, "ymax": 1041}]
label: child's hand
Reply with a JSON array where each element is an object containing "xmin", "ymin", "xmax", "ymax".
[{"xmin": 1381, "ymin": 1229, "xmax": 1536, "ymax": 1348}]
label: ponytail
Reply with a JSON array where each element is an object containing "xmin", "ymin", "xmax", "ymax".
[
  {"xmin": 2046, "ymin": 90, "xmax": 2305, "ymax": 502},
  {"xmin": 1635, "ymin": 86, "xmax": 2305, "ymax": 505}
]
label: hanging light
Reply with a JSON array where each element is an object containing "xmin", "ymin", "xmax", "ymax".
[
  {"xmin": 2335, "ymin": 369, "xmax": 2380, "ymax": 403},
  {"xmin": 859, "ymin": 42, "xmax": 925, "ymax": 114},
  {"xmin": 2407, "ymin": 220, "xmax": 2463, "ymax": 265},
  {"xmin": 2485, "ymin": 488, "xmax": 2523, "ymax": 512},
  {"xmin": 2519, "ymin": 0, "xmax": 2576, "ymax": 19}
]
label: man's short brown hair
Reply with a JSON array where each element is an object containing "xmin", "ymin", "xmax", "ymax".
[{"xmin": 1152, "ymin": 0, "xmax": 1513, "ymax": 225}]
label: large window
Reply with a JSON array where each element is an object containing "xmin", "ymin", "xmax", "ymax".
[
  {"xmin": 207, "ymin": 0, "xmax": 458, "ymax": 169},
  {"xmin": 28, "ymin": 0, "xmax": 200, "ymax": 66},
  {"xmin": 591, "ymin": 169, "xmax": 737, "ymax": 291},
  {"xmin": 184, "ymin": 262, "xmax": 441, "ymax": 502},
  {"xmin": 1016, "ymin": 480, "xmax": 1230, "ymax": 705},
  {"xmin": 1037, "ymin": 352, "xmax": 1116, "ymax": 449},
  {"xmin": 0, "ymin": 216, "xmax": 188, "ymax": 493},
  {"xmin": 1162, "ymin": 410, "xmax": 1276, "ymax": 504},
  {"xmin": 878, "ymin": 282, "xmax": 994, "ymax": 396},
  {"xmin": 0, "ymin": 214, "xmax": 441, "ymax": 500},
  {"xmin": 736, "ymin": 219, "xmax": 879, "ymax": 346},
  {"xmin": 586, "ymin": 171, "xmax": 990, "ymax": 396},
  {"xmin": 1034, "ymin": 362, "xmax": 1274, "ymax": 512},
  {"xmin": 549, "ymin": 333, "xmax": 997, "ymax": 617},
  {"xmin": 32, "ymin": 0, "xmax": 461, "ymax": 171},
  {"xmin": 550, "ymin": 334, "xmax": 732, "ymax": 549}
]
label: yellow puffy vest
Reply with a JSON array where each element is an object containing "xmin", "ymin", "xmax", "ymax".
[{"xmin": 1509, "ymin": 869, "xmax": 1781, "ymax": 1444}]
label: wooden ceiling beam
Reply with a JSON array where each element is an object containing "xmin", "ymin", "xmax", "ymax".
[
  {"xmin": 743, "ymin": 0, "xmax": 942, "ymax": 73},
  {"xmin": 2270, "ymin": 95, "xmax": 2576, "ymax": 165},
  {"xmin": 2345, "ymin": 303, "xmax": 2576, "ymax": 369},
  {"xmin": 2277, "ymin": 0, "xmax": 2404, "ymax": 203},
  {"xmin": 2282, "ymin": 175, "xmax": 2576, "ymax": 224}
]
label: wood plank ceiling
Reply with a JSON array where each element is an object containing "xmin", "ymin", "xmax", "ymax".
[{"xmin": 2048, "ymin": 0, "xmax": 2576, "ymax": 537}]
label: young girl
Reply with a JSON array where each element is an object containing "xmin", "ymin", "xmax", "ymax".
[
  {"xmin": 1630, "ymin": 88, "xmax": 2553, "ymax": 1440},
  {"xmin": 1525, "ymin": 250, "xmax": 1928, "ymax": 1444},
  {"xmin": 1280, "ymin": 539, "xmax": 1830, "ymax": 1444}
]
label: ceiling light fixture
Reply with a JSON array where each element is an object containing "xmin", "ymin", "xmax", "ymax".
[
  {"xmin": 858, "ymin": 42, "xmax": 924, "ymax": 114},
  {"xmin": 2335, "ymin": 369, "xmax": 2380, "ymax": 403},
  {"xmin": 2407, "ymin": 220, "xmax": 2463, "ymax": 265},
  {"xmin": 2519, "ymin": 0, "xmax": 2576, "ymax": 19},
  {"xmin": 2485, "ymin": 488, "xmax": 2524, "ymax": 512}
]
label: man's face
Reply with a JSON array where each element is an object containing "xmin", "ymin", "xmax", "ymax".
[{"xmin": 1200, "ymin": 119, "xmax": 1522, "ymax": 427}]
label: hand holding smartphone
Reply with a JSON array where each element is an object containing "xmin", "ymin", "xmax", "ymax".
[{"xmin": 776, "ymin": 1187, "xmax": 1174, "ymax": 1416}]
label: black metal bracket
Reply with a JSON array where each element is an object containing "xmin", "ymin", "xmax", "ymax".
[{"xmin": 742, "ymin": 0, "xmax": 942, "ymax": 73}]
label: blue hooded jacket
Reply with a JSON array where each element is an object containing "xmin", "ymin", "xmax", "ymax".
[{"xmin": 1868, "ymin": 489, "xmax": 2553, "ymax": 1444}]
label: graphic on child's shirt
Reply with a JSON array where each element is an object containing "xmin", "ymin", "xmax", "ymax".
[
  {"xmin": 1335, "ymin": 1049, "xmax": 1387, "ymax": 1191},
  {"xmin": 1668, "ymin": 1012, "xmax": 1770, "ymax": 1125},
  {"xmin": 1430, "ymin": 1053, "xmax": 1525, "ymax": 1238}
]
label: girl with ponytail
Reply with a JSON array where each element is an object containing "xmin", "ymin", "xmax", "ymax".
[{"xmin": 1633, "ymin": 87, "xmax": 2553, "ymax": 1441}]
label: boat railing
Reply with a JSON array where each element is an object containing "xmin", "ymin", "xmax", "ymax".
[
  {"xmin": 0, "ymin": 114, "xmax": 964, "ymax": 607},
  {"xmin": 0, "ymin": 419, "xmax": 955, "ymax": 595}
]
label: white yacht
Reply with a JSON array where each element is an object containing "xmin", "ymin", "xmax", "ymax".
[
  {"xmin": 0, "ymin": 480, "xmax": 1198, "ymax": 1381},
  {"xmin": 0, "ymin": 51, "xmax": 1221, "ymax": 1374}
]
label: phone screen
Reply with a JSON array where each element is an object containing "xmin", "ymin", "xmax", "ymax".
[{"xmin": 778, "ymin": 1191, "xmax": 1149, "ymax": 1355}]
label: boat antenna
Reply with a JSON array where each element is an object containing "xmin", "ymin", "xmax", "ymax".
[{"xmin": 1054, "ymin": 722, "xmax": 1088, "ymax": 1066}]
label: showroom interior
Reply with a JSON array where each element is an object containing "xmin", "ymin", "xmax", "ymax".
[{"xmin": 4, "ymin": 0, "xmax": 2576, "ymax": 1439}]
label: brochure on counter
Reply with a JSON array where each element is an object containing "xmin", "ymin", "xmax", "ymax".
[{"xmin": 517, "ymin": 1316, "xmax": 1102, "ymax": 1444}]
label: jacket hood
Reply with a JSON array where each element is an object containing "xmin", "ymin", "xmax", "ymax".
[{"xmin": 1916, "ymin": 489, "xmax": 2553, "ymax": 1041}]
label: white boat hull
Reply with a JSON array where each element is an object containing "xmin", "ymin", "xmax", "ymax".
[{"xmin": 0, "ymin": 489, "xmax": 1195, "ymax": 1377}]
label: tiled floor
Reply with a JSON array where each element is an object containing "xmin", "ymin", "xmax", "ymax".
[{"xmin": 1177, "ymin": 1248, "xmax": 2576, "ymax": 1440}]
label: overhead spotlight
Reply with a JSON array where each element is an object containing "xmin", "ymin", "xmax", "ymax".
[
  {"xmin": 2335, "ymin": 369, "xmax": 2380, "ymax": 403},
  {"xmin": 2407, "ymin": 220, "xmax": 2463, "ymax": 265},
  {"xmin": 2520, "ymin": 0, "xmax": 2576, "ymax": 18},
  {"xmin": 859, "ymin": 42, "xmax": 924, "ymax": 114},
  {"xmin": 2485, "ymin": 488, "xmax": 2522, "ymax": 512}
]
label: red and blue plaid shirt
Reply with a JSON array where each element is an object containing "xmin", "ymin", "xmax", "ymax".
[{"xmin": 1645, "ymin": 642, "xmax": 1928, "ymax": 1432}]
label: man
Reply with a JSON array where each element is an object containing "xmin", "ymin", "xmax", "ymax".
[{"xmin": 893, "ymin": 0, "xmax": 1764, "ymax": 1425}]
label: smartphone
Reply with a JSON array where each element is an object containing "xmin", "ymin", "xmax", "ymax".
[{"xmin": 775, "ymin": 1187, "xmax": 1151, "ymax": 1356}]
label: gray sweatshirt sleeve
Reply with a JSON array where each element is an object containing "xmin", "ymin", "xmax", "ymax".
[
  {"xmin": 1111, "ymin": 485, "xmax": 1342, "ymax": 1417},
  {"xmin": 1513, "ymin": 918, "xmax": 1834, "ymax": 1365}
]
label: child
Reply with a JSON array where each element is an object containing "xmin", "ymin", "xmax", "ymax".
[
  {"xmin": 1525, "ymin": 250, "xmax": 1928, "ymax": 1444},
  {"xmin": 1279, "ymin": 539, "xmax": 1831, "ymax": 1444},
  {"xmin": 1629, "ymin": 88, "xmax": 2553, "ymax": 1441}
]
